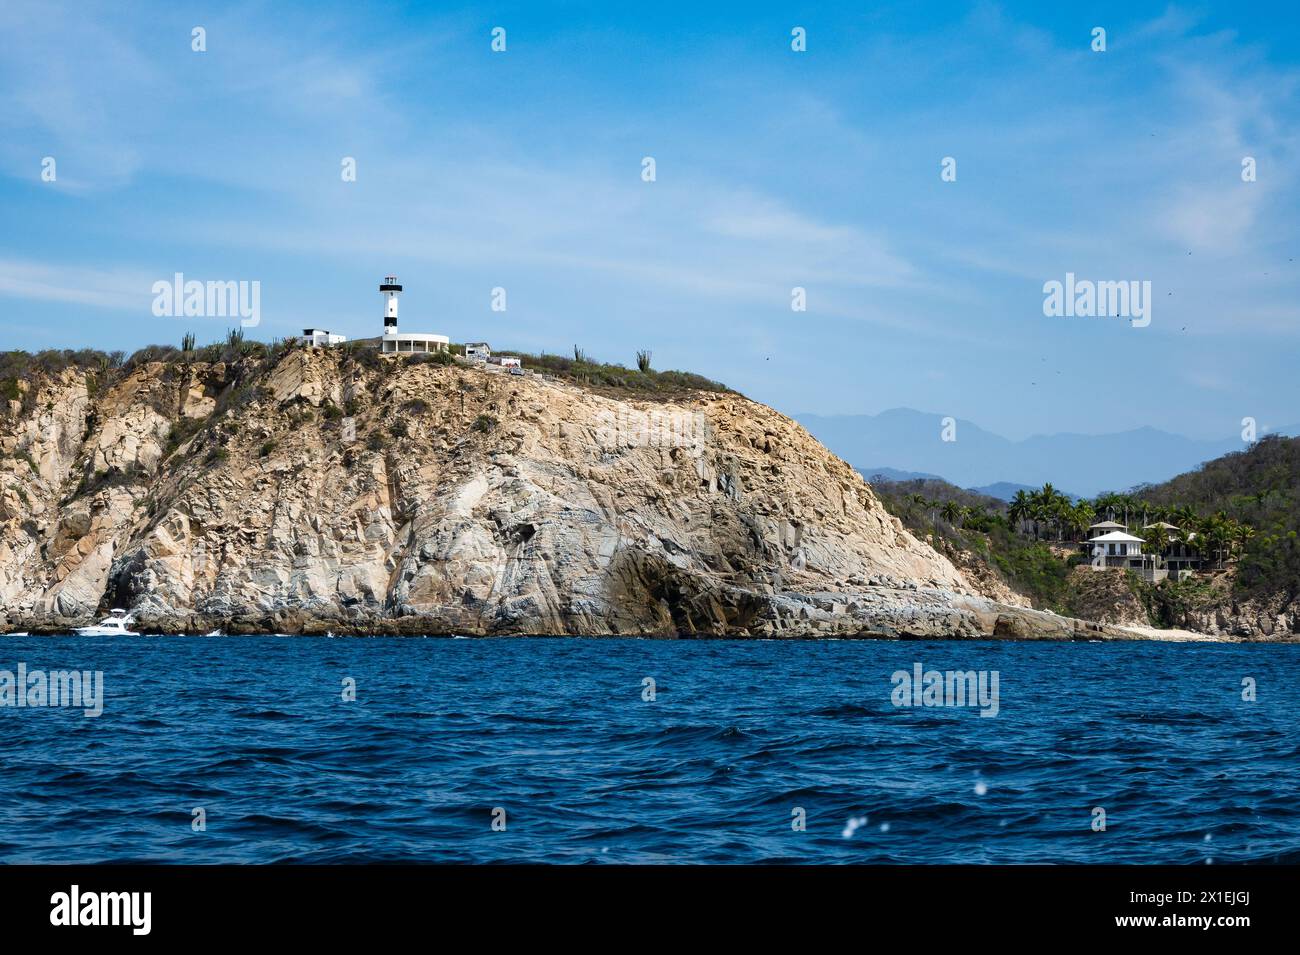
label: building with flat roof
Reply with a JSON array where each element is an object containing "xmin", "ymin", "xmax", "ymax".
[
  {"xmin": 377, "ymin": 275, "xmax": 450, "ymax": 354},
  {"xmin": 300, "ymin": 328, "xmax": 347, "ymax": 346}
]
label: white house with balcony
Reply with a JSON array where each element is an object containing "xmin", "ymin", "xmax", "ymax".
[
  {"xmin": 1086, "ymin": 528, "xmax": 1168, "ymax": 580},
  {"xmin": 1088, "ymin": 530, "xmax": 1146, "ymax": 565},
  {"xmin": 377, "ymin": 276, "xmax": 450, "ymax": 354}
]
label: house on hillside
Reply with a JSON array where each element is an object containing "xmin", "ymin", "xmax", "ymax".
[
  {"xmin": 1087, "ymin": 530, "xmax": 1147, "ymax": 568},
  {"xmin": 465, "ymin": 342, "xmax": 491, "ymax": 361},
  {"xmin": 1142, "ymin": 522, "xmax": 1204, "ymax": 578},
  {"xmin": 1079, "ymin": 518, "xmax": 1205, "ymax": 581},
  {"xmin": 1084, "ymin": 528, "xmax": 1171, "ymax": 581},
  {"xmin": 1079, "ymin": 521, "xmax": 1127, "ymax": 557},
  {"xmin": 1087, "ymin": 519, "xmax": 1127, "ymax": 537},
  {"xmin": 300, "ymin": 328, "xmax": 347, "ymax": 346}
]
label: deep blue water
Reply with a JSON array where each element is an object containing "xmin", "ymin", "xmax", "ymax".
[{"xmin": 1, "ymin": 635, "xmax": 1298, "ymax": 864}]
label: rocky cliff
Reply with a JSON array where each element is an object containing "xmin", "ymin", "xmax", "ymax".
[{"xmin": 0, "ymin": 348, "xmax": 1255, "ymax": 639}]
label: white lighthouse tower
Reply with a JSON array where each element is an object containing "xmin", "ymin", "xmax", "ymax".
[
  {"xmin": 380, "ymin": 275, "xmax": 402, "ymax": 334},
  {"xmin": 376, "ymin": 274, "xmax": 450, "ymax": 355}
]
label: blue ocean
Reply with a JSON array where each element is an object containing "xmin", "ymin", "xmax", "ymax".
[{"xmin": 1, "ymin": 635, "xmax": 1297, "ymax": 864}]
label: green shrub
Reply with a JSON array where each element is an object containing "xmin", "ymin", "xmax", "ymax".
[
  {"xmin": 163, "ymin": 417, "xmax": 206, "ymax": 459},
  {"xmin": 487, "ymin": 350, "xmax": 728, "ymax": 397}
]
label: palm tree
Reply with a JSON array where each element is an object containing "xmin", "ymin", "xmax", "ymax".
[
  {"xmin": 1056, "ymin": 498, "xmax": 1074, "ymax": 540},
  {"xmin": 1232, "ymin": 521, "xmax": 1254, "ymax": 565},
  {"xmin": 1173, "ymin": 523, "xmax": 1197, "ymax": 562},
  {"xmin": 1144, "ymin": 524, "xmax": 1169, "ymax": 566},
  {"xmin": 1009, "ymin": 490, "xmax": 1031, "ymax": 536},
  {"xmin": 941, "ymin": 500, "xmax": 962, "ymax": 526},
  {"xmin": 1027, "ymin": 485, "xmax": 1052, "ymax": 539},
  {"xmin": 1117, "ymin": 494, "xmax": 1136, "ymax": 530},
  {"xmin": 1200, "ymin": 513, "xmax": 1231, "ymax": 569},
  {"xmin": 1032, "ymin": 483, "xmax": 1072, "ymax": 540},
  {"xmin": 1027, "ymin": 494, "xmax": 1047, "ymax": 540},
  {"xmin": 1093, "ymin": 492, "xmax": 1119, "ymax": 522},
  {"xmin": 1069, "ymin": 501, "xmax": 1095, "ymax": 541}
]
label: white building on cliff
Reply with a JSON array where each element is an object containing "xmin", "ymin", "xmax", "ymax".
[
  {"xmin": 300, "ymin": 327, "xmax": 347, "ymax": 346},
  {"xmin": 378, "ymin": 276, "xmax": 449, "ymax": 354}
]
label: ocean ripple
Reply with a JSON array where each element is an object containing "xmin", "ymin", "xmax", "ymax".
[{"xmin": 0, "ymin": 635, "xmax": 1298, "ymax": 863}]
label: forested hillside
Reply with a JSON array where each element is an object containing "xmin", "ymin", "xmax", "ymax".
[
  {"xmin": 1138, "ymin": 435, "xmax": 1300, "ymax": 603},
  {"xmin": 868, "ymin": 436, "xmax": 1300, "ymax": 635}
]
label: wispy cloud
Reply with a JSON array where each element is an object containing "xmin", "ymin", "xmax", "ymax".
[{"xmin": 0, "ymin": 258, "xmax": 149, "ymax": 310}]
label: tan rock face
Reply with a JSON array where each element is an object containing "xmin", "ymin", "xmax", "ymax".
[
  {"xmin": 0, "ymin": 349, "xmax": 1247, "ymax": 640},
  {"xmin": 1065, "ymin": 565, "xmax": 1152, "ymax": 627}
]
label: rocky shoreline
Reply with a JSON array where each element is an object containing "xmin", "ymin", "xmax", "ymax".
[
  {"xmin": 3, "ymin": 585, "xmax": 1276, "ymax": 642},
  {"xmin": 2, "ymin": 349, "xmax": 1295, "ymax": 643}
]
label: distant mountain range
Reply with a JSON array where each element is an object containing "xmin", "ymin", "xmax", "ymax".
[
  {"xmin": 856, "ymin": 470, "xmax": 1059, "ymax": 503},
  {"xmin": 968, "ymin": 481, "xmax": 1050, "ymax": 502},
  {"xmin": 798, "ymin": 408, "xmax": 1300, "ymax": 499},
  {"xmin": 855, "ymin": 466, "xmax": 946, "ymax": 484}
]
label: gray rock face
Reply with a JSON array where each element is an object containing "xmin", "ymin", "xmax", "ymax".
[{"xmin": 0, "ymin": 351, "xmax": 1280, "ymax": 641}]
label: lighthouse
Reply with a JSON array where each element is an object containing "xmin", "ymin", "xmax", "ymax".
[
  {"xmin": 380, "ymin": 275, "xmax": 402, "ymax": 333},
  {"xmin": 376, "ymin": 274, "xmax": 450, "ymax": 355}
]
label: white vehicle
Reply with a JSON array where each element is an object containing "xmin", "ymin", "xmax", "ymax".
[{"xmin": 74, "ymin": 609, "xmax": 139, "ymax": 636}]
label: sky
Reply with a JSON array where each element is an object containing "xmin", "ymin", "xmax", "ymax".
[{"xmin": 1, "ymin": 0, "xmax": 1297, "ymax": 443}]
